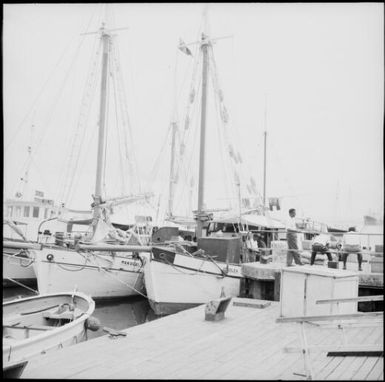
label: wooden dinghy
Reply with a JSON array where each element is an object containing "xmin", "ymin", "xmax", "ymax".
[{"xmin": 3, "ymin": 291, "xmax": 96, "ymax": 378}]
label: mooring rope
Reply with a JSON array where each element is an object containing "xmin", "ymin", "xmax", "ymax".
[
  {"xmin": 4, "ymin": 278, "xmax": 39, "ymax": 295},
  {"xmin": 4, "ymin": 250, "xmax": 35, "ymax": 268},
  {"xmin": 159, "ymin": 252, "xmax": 209, "ymax": 276},
  {"xmin": 53, "ymin": 252, "xmax": 90, "ymax": 272},
  {"xmin": 95, "ymin": 263, "xmax": 147, "ymax": 298}
]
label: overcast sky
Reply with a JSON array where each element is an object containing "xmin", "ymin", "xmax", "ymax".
[{"xmin": 3, "ymin": 3, "xmax": 384, "ymax": 226}]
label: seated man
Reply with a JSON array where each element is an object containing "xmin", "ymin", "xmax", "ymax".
[
  {"xmin": 310, "ymin": 233, "xmax": 333, "ymax": 265},
  {"xmin": 342, "ymin": 227, "xmax": 363, "ymax": 271}
]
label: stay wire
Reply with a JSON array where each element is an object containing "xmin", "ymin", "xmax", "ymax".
[
  {"xmin": 209, "ymin": 47, "xmax": 235, "ymax": 208},
  {"xmin": 173, "ymin": 78, "xmax": 201, "ymax": 216},
  {"xmin": 59, "ymin": 36, "xmax": 102, "ymax": 205},
  {"xmin": 32, "ymin": 19, "xmax": 100, "ymax": 166},
  {"xmin": 112, "ymin": 38, "xmax": 141, "ymax": 194},
  {"xmin": 5, "ymin": 32, "xmax": 80, "ymax": 151},
  {"xmin": 110, "ymin": 43, "xmax": 127, "ymax": 196}
]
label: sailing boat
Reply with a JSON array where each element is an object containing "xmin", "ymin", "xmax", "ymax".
[
  {"xmin": 3, "ymin": 220, "xmax": 41, "ymax": 288},
  {"xmin": 143, "ymin": 17, "xmax": 253, "ymax": 315},
  {"xmin": 32, "ymin": 23, "xmax": 152, "ymax": 299},
  {"xmin": 3, "ymin": 143, "xmax": 63, "ymax": 287}
]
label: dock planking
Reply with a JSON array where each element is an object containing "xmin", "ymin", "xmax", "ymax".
[{"xmin": 22, "ymin": 297, "xmax": 383, "ymax": 380}]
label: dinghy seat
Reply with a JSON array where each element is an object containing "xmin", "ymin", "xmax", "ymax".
[
  {"xmin": 42, "ymin": 305, "xmax": 83, "ymax": 321},
  {"xmin": 3, "ymin": 316, "xmax": 21, "ymax": 327},
  {"xmin": 3, "ymin": 324, "xmax": 54, "ymax": 331},
  {"xmin": 43, "ymin": 310, "xmax": 75, "ymax": 320},
  {"xmin": 4, "ymin": 323, "xmax": 53, "ymax": 340}
]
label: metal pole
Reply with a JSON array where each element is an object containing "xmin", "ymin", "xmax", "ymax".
[
  {"xmin": 263, "ymin": 130, "xmax": 267, "ymax": 215},
  {"xmin": 168, "ymin": 122, "xmax": 177, "ymax": 217},
  {"xmin": 196, "ymin": 34, "xmax": 209, "ymax": 239},
  {"xmin": 93, "ymin": 29, "xmax": 110, "ymax": 225},
  {"xmin": 263, "ymin": 94, "xmax": 267, "ymax": 215},
  {"xmin": 237, "ymin": 179, "xmax": 242, "ymax": 229}
]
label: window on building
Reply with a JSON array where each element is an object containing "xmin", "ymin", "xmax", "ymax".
[
  {"xmin": 15, "ymin": 206, "xmax": 21, "ymax": 217},
  {"xmin": 7, "ymin": 206, "xmax": 13, "ymax": 217},
  {"xmin": 24, "ymin": 206, "xmax": 30, "ymax": 217},
  {"xmin": 44, "ymin": 208, "xmax": 48, "ymax": 219},
  {"xmin": 33, "ymin": 206, "xmax": 39, "ymax": 218}
]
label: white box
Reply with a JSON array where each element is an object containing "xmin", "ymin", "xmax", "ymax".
[{"xmin": 279, "ymin": 265, "xmax": 359, "ymax": 318}]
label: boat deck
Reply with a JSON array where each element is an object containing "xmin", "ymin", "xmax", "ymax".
[{"xmin": 22, "ymin": 297, "xmax": 383, "ymax": 380}]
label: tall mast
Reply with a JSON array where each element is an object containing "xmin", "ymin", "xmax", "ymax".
[
  {"xmin": 262, "ymin": 94, "xmax": 267, "ymax": 215},
  {"xmin": 168, "ymin": 47, "xmax": 179, "ymax": 219},
  {"xmin": 167, "ymin": 121, "xmax": 178, "ymax": 217},
  {"xmin": 196, "ymin": 33, "xmax": 210, "ymax": 239},
  {"xmin": 263, "ymin": 131, "xmax": 267, "ymax": 215},
  {"xmin": 93, "ymin": 24, "xmax": 110, "ymax": 226}
]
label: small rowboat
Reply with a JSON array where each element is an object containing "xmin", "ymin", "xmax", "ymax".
[{"xmin": 3, "ymin": 291, "xmax": 96, "ymax": 378}]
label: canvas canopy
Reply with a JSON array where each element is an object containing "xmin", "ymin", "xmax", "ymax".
[{"xmin": 211, "ymin": 213, "xmax": 285, "ymax": 229}]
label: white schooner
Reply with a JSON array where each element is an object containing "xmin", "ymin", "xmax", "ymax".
[
  {"xmin": 142, "ymin": 10, "xmax": 282, "ymax": 315},
  {"xmin": 32, "ymin": 22, "xmax": 153, "ymax": 299}
]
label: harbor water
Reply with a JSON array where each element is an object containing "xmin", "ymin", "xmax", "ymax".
[{"xmin": 3, "ymin": 285, "xmax": 159, "ymax": 340}]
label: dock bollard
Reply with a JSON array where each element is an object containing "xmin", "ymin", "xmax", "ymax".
[{"xmin": 205, "ymin": 297, "xmax": 232, "ymax": 321}]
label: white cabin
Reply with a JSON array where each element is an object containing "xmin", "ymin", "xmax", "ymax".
[{"xmin": 3, "ymin": 197, "xmax": 62, "ymax": 241}]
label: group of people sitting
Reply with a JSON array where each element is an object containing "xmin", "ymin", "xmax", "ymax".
[
  {"xmin": 310, "ymin": 228, "xmax": 363, "ymax": 271},
  {"xmin": 286, "ymin": 208, "xmax": 364, "ymax": 271}
]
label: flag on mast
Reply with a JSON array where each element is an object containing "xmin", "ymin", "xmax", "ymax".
[
  {"xmin": 178, "ymin": 39, "xmax": 192, "ymax": 56},
  {"xmin": 268, "ymin": 197, "xmax": 281, "ymax": 211},
  {"xmin": 35, "ymin": 190, "xmax": 44, "ymax": 198}
]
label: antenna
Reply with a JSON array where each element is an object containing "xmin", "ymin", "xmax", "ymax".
[{"xmin": 182, "ymin": 7, "xmax": 233, "ymax": 48}]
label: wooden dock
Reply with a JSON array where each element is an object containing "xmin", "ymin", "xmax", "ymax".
[
  {"xmin": 22, "ymin": 297, "xmax": 383, "ymax": 380},
  {"xmin": 241, "ymin": 262, "xmax": 383, "ymax": 303},
  {"xmin": 242, "ymin": 262, "xmax": 383, "ymax": 288}
]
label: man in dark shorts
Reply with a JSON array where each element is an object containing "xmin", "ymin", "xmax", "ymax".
[
  {"xmin": 285, "ymin": 208, "xmax": 303, "ymax": 266},
  {"xmin": 310, "ymin": 233, "xmax": 333, "ymax": 265}
]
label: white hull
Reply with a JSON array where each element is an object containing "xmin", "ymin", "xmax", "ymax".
[
  {"xmin": 33, "ymin": 246, "xmax": 146, "ymax": 299},
  {"xmin": 143, "ymin": 249, "xmax": 243, "ymax": 315},
  {"xmin": 3, "ymin": 292, "xmax": 95, "ymax": 377},
  {"xmin": 3, "ymin": 249, "xmax": 36, "ymax": 287}
]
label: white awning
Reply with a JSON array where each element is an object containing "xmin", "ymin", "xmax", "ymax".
[
  {"xmin": 212, "ymin": 213, "xmax": 285, "ymax": 229},
  {"xmin": 242, "ymin": 214, "xmax": 285, "ymax": 229}
]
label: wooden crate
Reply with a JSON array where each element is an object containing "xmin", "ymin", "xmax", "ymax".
[
  {"xmin": 279, "ymin": 266, "xmax": 359, "ymax": 318},
  {"xmin": 198, "ymin": 237, "xmax": 241, "ymax": 264},
  {"xmin": 271, "ymin": 240, "xmax": 287, "ymax": 264}
]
